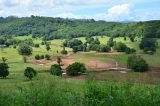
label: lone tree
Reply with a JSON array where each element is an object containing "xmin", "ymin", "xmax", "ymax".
[
  {"xmin": 0, "ymin": 57, "xmax": 9, "ymax": 78},
  {"xmin": 66, "ymin": 62, "xmax": 86, "ymax": 76},
  {"xmin": 57, "ymin": 57, "xmax": 62, "ymax": 66},
  {"xmin": 18, "ymin": 44, "xmax": 32, "ymax": 63},
  {"xmin": 46, "ymin": 44, "xmax": 51, "ymax": 51},
  {"xmin": 127, "ymin": 55, "xmax": 149, "ymax": 72},
  {"xmin": 50, "ymin": 64, "xmax": 63, "ymax": 76},
  {"xmin": 24, "ymin": 67, "xmax": 37, "ymax": 80}
]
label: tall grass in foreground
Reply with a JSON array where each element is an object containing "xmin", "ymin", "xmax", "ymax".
[{"xmin": 0, "ymin": 77, "xmax": 160, "ymax": 106}]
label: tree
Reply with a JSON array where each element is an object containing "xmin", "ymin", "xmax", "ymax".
[
  {"xmin": 0, "ymin": 58, "xmax": 9, "ymax": 78},
  {"xmin": 57, "ymin": 57, "xmax": 62, "ymax": 66},
  {"xmin": 35, "ymin": 44, "xmax": 40, "ymax": 48},
  {"xmin": 24, "ymin": 67, "xmax": 37, "ymax": 80},
  {"xmin": 18, "ymin": 44, "xmax": 32, "ymax": 63},
  {"xmin": 98, "ymin": 45, "xmax": 111, "ymax": 52},
  {"xmin": 35, "ymin": 54, "xmax": 40, "ymax": 60},
  {"xmin": 50, "ymin": 64, "xmax": 63, "ymax": 76},
  {"xmin": 73, "ymin": 46, "xmax": 78, "ymax": 53},
  {"xmin": 139, "ymin": 38, "xmax": 157, "ymax": 54},
  {"xmin": 114, "ymin": 42, "xmax": 127, "ymax": 52},
  {"xmin": 46, "ymin": 44, "xmax": 51, "ymax": 51},
  {"xmin": 45, "ymin": 54, "xmax": 50, "ymax": 60},
  {"xmin": 61, "ymin": 47, "xmax": 68, "ymax": 55},
  {"xmin": 66, "ymin": 62, "xmax": 86, "ymax": 76},
  {"xmin": 127, "ymin": 55, "xmax": 149, "ymax": 72},
  {"xmin": 107, "ymin": 37, "xmax": 114, "ymax": 47}
]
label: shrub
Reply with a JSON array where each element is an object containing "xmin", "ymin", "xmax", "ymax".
[
  {"xmin": 66, "ymin": 62, "xmax": 86, "ymax": 76},
  {"xmin": 127, "ymin": 55, "xmax": 149, "ymax": 72},
  {"xmin": 125, "ymin": 47, "xmax": 136, "ymax": 54},
  {"xmin": 40, "ymin": 55, "xmax": 44, "ymax": 59},
  {"xmin": 98, "ymin": 45, "xmax": 111, "ymax": 52},
  {"xmin": 0, "ymin": 62, "xmax": 9, "ymax": 78},
  {"xmin": 34, "ymin": 44, "xmax": 40, "ymax": 48},
  {"xmin": 50, "ymin": 64, "xmax": 63, "ymax": 76},
  {"xmin": 24, "ymin": 67, "xmax": 37, "ymax": 80},
  {"xmin": 61, "ymin": 47, "xmax": 68, "ymax": 55},
  {"xmin": 139, "ymin": 38, "xmax": 157, "ymax": 54},
  {"xmin": 114, "ymin": 42, "xmax": 127, "ymax": 52},
  {"xmin": 35, "ymin": 54, "xmax": 40, "ymax": 60},
  {"xmin": 45, "ymin": 54, "xmax": 50, "ymax": 60}
]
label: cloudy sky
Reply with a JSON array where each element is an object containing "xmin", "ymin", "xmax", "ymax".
[{"xmin": 0, "ymin": 0, "xmax": 160, "ymax": 21}]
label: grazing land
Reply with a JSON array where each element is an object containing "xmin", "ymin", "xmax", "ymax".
[{"xmin": 0, "ymin": 17, "xmax": 160, "ymax": 105}]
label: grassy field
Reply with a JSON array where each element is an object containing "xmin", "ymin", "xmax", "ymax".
[{"xmin": 1, "ymin": 35, "xmax": 160, "ymax": 105}]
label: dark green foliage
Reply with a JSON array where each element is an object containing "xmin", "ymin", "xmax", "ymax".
[
  {"xmin": 45, "ymin": 54, "xmax": 50, "ymax": 60},
  {"xmin": 125, "ymin": 47, "xmax": 136, "ymax": 54},
  {"xmin": 40, "ymin": 55, "xmax": 44, "ymax": 59},
  {"xmin": 0, "ymin": 62, "xmax": 9, "ymax": 78},
  {"xmin": 34, "ymin": 44, "xmax": 40, "ymax": 48},
  {"xmin": 63, "ymin": 39, "xmax": 83, "ymax": 48},
  {"xmin": 61, "ymin": 47, "xmax": 68, "ymax": 55},
  {"xmin": 24, "ymin": 67, "xmax": 37, "ymax": 80},
  {"xmin": 107, "ymin": 37, "xmax": 114, "ymax": 47},
  {"xmin": 114, "ymin": 42, "xmax": 127, "ymax": 52},
  {"xmin": 98, "ymin": 45, "xmax": 111, "ymax": 52},
  {"xmin": 66, "ymin": 62, "xmax": 86, "ymax": 76},
  {"xmin": 50, "ymin": 64, "xmax": 63, "ymax": 76},
  {"xmin": 127, "ymin": 55, "xmax": 149, "ymax": 72},
  {"xmin": 18, "ymin": 44, "xmax": 32, "ymax": 56},
  {"xmin": 35, "ymin": 54, "xmax": 40, "ymax": 60},
  {"xmin": 0, "ymin": 17, "xmax": 160, "ymax": 39},
  {"xmin": 139, "ymin": 38, "xmax": 157, "ymax": 54},
  {"xmin": 72, "ymin": 46, "xmax": 78, "ymax": 53},
  {"xmin": 46, "ymin": 44, "xmax": 51, "ymax": 51},
  {"xmin": 57, "ymin": 57, "xmax": 62, "ymax": 66}
]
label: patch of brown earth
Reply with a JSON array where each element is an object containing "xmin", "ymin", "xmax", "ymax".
[{"xmin": 86, "ymin": 60, "xmax": 115, "ymax": 72}]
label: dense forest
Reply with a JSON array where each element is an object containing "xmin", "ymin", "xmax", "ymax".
[{"xmin": 0, "ymin": 16, "xmax": 160, "ymax": 40}]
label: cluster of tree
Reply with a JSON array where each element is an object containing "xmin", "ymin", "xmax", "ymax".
[
  {"xmin": 50, "ymin": 62, "xmax": 86, "ymax": 76},
  {"xmin": 0, "ymin": 16, "xmax": 160, "ymax": 40},
  {"xmin": 63, "ymin": 39, "xmax": 84, "ymax": 53},
  {"xmin": 127, "ymin": 55, "xmax": 149, "ymax": 72},
  {"xmin": 113, "ymin": 42, "xmax": 136, "ymax": 54},
  {"xmin": 139, "ymin": 38, "xmax": 158, "ymax": 54},
  {"xmin": 35, "ymin": 54, "xmax": 51, "ymax": 60}
]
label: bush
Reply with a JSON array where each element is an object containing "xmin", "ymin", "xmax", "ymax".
[
  {"xmin": 50, "ymin": 64, "xmax": 63, "ymax": 76},
  {"xmin": 66, "ymin": 62, "xmax": 86, "ymax": 76},
  {"xmin": 127, "ymin": 55, "xmax": 149, "ymax": 72},
  {"xmin": 35, "ymin": 44, "xmax": 40, "ymax": 48},
  {"xmin": 40, "ymin": 55, "xmax": 44, "ymax": 59},
  {"xmin": 125, "ymin": 47, "xmax": 136, "ymax": 54},
  {"xmin": 0, "ymin": 62, "xmax": 9, "ymax": 78},
  {"xmin": 114, "ymin": 42, "xmax": 127, "ymax": 52},
  {"xmin": 35, "ymin": 54, "xmax": 40, "ymax": 60},
  {"xmin": 24, "ymin": 67, "xmax": 37, "ymax": 80},
  {"xmin": 61, "ymin": 47, "xmax": 68, "ymax": 55},
  {"xmin": 139, "ymin": 38, "xmax": 157, "ymax": 54},
  {"xmin": 45, "ymin": 54, "xmax": 50, "ymax": 60},
  {"xmin": 98, "ymin": 45, "xmax": 111, "ymax": 52}
]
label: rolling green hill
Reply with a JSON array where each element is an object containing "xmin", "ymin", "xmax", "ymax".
[{"xmin": 0, "ymin": 16, "xmax": 160, "ymax": 40}]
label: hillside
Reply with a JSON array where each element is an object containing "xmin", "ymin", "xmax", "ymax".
[{"xmin": 0, "ymin": 16, "xmax": 160, "ymax": 40}]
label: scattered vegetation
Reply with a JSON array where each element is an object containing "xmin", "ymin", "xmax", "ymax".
[
  {"xmin": 24, "ymin": 67, "xmax": 37, "ymax": 80},
  {"xmin": 66, "ymin": 62, "xmax": 86, "ymax": 76}
]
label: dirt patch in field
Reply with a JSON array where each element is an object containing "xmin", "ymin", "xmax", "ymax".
[
  {"xmin": 61, "ymin": 57, "xmax": 74, "ymax": 69},
  {"xmin": 86, "ymin": 60, "xmax": 115, "ymax": 72},
  {"xmin": 32, "ymin": 56, "xmax": 75, "ymax": 69},
  {"xmin": 152, "ymin": 67, "xmax": 160, "ymax": 72}
]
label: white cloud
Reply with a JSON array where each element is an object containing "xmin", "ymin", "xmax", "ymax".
[{"xmin": 0, "ymin": 0, "xmax": 159, "ymax": 21}]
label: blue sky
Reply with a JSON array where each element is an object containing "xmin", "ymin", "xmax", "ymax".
[{"xmin": 0, "ymin": 0, "xmax": 160, "ymax": 21}]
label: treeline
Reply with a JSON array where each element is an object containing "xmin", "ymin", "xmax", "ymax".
[{"xmin": 0, "ymin": 16, "xmax": 160, "ymax": 39}]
